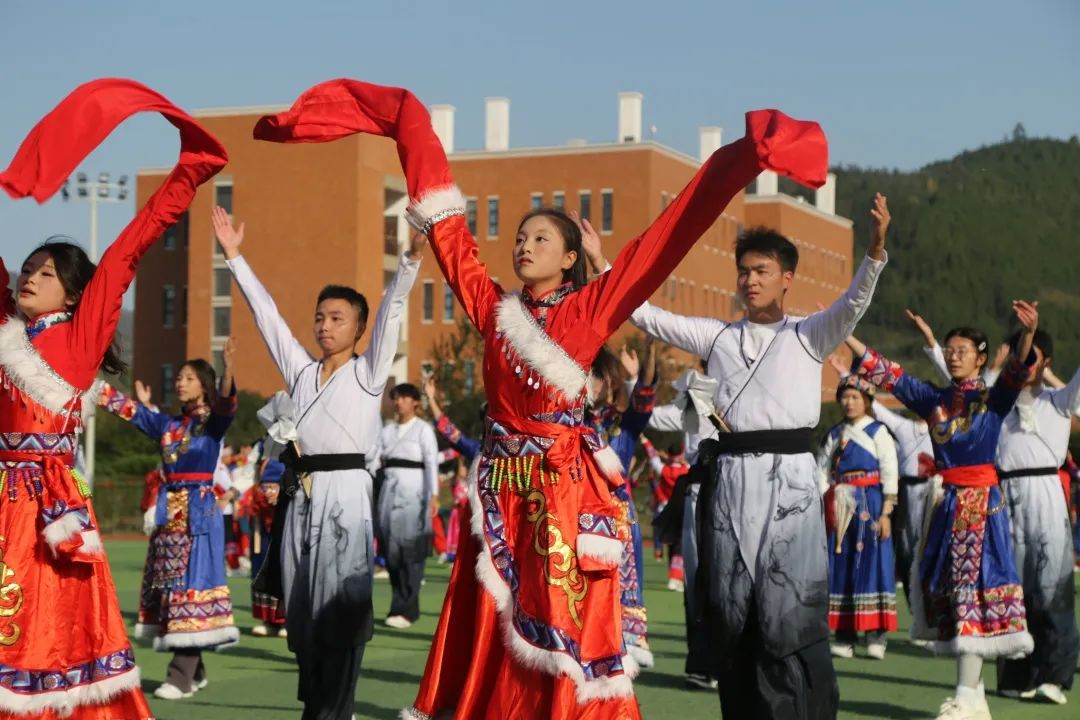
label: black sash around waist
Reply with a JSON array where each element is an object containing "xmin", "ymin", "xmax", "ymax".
[
  {"xmin": 997, "ymin": 466, "xmax": 1059, "ymax": 480},
  {"xmin": 711, "ymin": 427, "xmax": 814, "ymax": 456},
  {"xmin": 381, "ymin": 458, "xmax": 425, "ymax": 470},
  {"xmin": 900, "ymin": 474, "xmax": 929, "ymax": 485},
  {"xmin": 279, "ymin": 444, "xmax": 367, "ymax": 473}
]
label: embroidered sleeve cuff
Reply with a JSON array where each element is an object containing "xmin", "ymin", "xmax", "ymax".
[
  {"xmin": 630, "ymin": 384, "xmax": 657, "ymax": 414},
  {"xmin": 853, "ymin": 347, "xmax": 902, "ymax": 393},
  {"xmin": 1000, "ymin": 349, "xmax": 1037, "ymax": 389},
  {"xmin": 214, "ymin": 381, "xmax": 239, "ymax": 416}
]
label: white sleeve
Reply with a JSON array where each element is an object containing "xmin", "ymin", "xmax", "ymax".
[
  {"xmin": 871, "ymin": 400, "xmax": 909, "ymax": 436},
  {"xmin": 874, "ymin": 426, "xmax": 899, "ymax": 496},
  {"xmin": 816, "ymin": 432, "xmax": 838, "ymax": 494},
  {"xmin": 1051, "ymin": 365, "xmax": 1080, "ymax": 419},
  {"xmin": 797, "ymin": 254, "xmax": 888, "ymax": 359},
  {"xmin": 647, "ymin": 404, "xmax": 685, "ymax": 432},
  {"xmin": 227, "ymin": 255, "xmax": 313, "ymax": 389},
  {"xmin": 629, "ymin": 300, "xmax": 726, "ymax": 361},
  {"xmin": 983, "ymin": 367, "xmax": 1001, "ymax": 387},
  {"xmin": 359, "ymin": 253, "xmax": 420, "ymax": 393},
  {"xmin": 421, "ymin": 422, "xmax": 440, "ymax": 500},
  {"xmin": 924, "ymin": 344, "xmax": 952, "ymax": 384}
]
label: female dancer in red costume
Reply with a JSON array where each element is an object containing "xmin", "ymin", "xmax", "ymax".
[
  {"xmin": 0, "ymin": 79, "xmax": 227, "ymax": 719},
  {"xmin": 252, "ymin": 78, "xmax": 827, "ymax": 719}
]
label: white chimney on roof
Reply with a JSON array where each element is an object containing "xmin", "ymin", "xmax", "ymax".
[
  {"xmin": 756, "ymin": 170, "xmax": 778, "ymax": 195},
  {"xmin": 699, "ymin": 127, "xmax": 723, "ymax": 162},
  {"xmin": 431, "ymin": 104, "xmax": 455, "ymax": 154},
  {"xmin": 484, "ymin": 97, "xmax": 510, "ymax": 152},
  {"xmin": 618, "ymin": 92, "xmax": 643, "ymax": 143},
  {"xmin": 815, "ymin": 172, "xmax": 836, "ymax": 214}
]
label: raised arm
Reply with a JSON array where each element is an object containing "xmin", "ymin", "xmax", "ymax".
[
  {"xmin": 252, "ymin": 79, "xmax": 500, "ymax": 332},
  {"xmin": 435, "ymin": 414, "xmax": 481, "ymax": 462},
  {"xmin": 1049, "ymin": 365, "xmax": 1080, "ymax": 419},
  {"xmin": 578, "ymin": 110, "xmax": 828, "ymax": 339},
  {"xmin": 359, "ymin": 236, "xmax": 422, "ymax": 393},
  {"xmin": 218, "ymin": 209, "xmax": 314, "ymax": 389},
  {"xmin": 0, "ymin": 79, "xmax": 228, "ymax": 386},
  {"xmin": 987, "ymin": 300, "xmax": 1039, "ymax": 416},
  {"xmin": 97, "ymin": 382, "xmax": 171, "ymax": 440},
  {"xmin": 848, "ymin": 338, "xmax": 942, "ymax": 421},
  {"xmin": 796, "ymin": 195, "xmax": 890, "ymax": 358},
  {"xmin": 205, "ymin": 336, "xmax": 238, "ymax": 441}
]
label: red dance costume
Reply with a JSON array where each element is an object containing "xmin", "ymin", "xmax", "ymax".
[
  {"xmin": 253, "ymin": 79, "xmax": 826, "ymax": 720},
  {"xmin": 0, "ymin": 80, "xmax": 226, "ymax": 718}
]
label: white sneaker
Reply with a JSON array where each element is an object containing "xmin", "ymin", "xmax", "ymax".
[
  {"xmin": 277, "ymin": 626, "xmax": 288, "ymax": 639},
  {"xmin": 830, "ymin": 643, "xmax": 854, "ymax": 659},
  {"xmin": 935, "ymin": 697, "xmax": 991, "ymax": 720},
  {"xmin": 385, "ymin": 615, "xmax": 412, "ymax": 629},
  {"xmin": 667, "ymin": 579, "xmax": 685, "ymax": 592},
  {"xmin": 866, "ymin": 642, "xmax": 887, "ymax": 660},
  {"xmin": 153, "ymin": 683, "xmax": 192, "ymax": 700},
  {"xmin": 251, "ymin": 623, "xmax": 269, "ymax": 637},
  {"xmin": 194, "ymin": 678, "xmax": 209, "ymax": 691},
  {"xmin": 1035, "ymin": 683, "xmax": 1067, "ymax": 705},
  {"xmin": 373, "ymin": 567, "xmax": 389, "ymax": 580},
  {"xmin": 912, "ymin": 638, "xmax": 934, "ymax": 650}
]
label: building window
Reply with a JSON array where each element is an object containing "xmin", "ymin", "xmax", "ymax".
[
  {"xmin": 466, "ymin": 197, "xmax": 478, "ymax": 235},
  {"xmin": 487, "ymin": 197, "xmax": 499, "ymax": 238},
  {"xmin": 443, "ymin": 283, "xmax": 454, "ymax": 322},
  {"xmin": 213, "ymin": 268, "xmax": 231, "ymax": 298},
  {"xmin": 160, "ymin": 364, "xmax": 175, "ymax": 406},
  {"xmin": 553, "ymin": 191, "xmax": 565, "ymax": 211},
  {"xmin": 212, "ymin": 351, "xmax": 224, "ymax": 377},
  {"xmin": 579, "ymin": 191, "xmax": 591, "ymax": 221},
  {"xmin": 162, "ymin": 285, "xmax": 175, "ymax": 328},
  {"xmin": 215, "ymin": 183, "xmax": 233, "ymax": 215},
  {"xmin": 463, "ymin": 359, "xmax": 475, "ymax": 395},
  {"xmin": 182, "ymin": 285, "xmax": 188, "ymax": 328},
  {"xmin": 383, "ymin": 215, "xmax": 398, "ymax": 256},
  {"xmin": 162, "ymin": 212, "xmax": 188, "ymax": 251},
  {"xmin": 213, "ymin": 306, "xmax": 231, "ymax": 338},
  {"xmin": 601, "ymin": 190, "xmax": 613, "ymax": 233},
  {"xmin": 422, "ymin": 280, "xmax": 434, "ymax": 322},
  {"xmin": 383, "ymin": 269, "xmax": 395, "ymax": 290},
  {"xmin": 667, "ymin": 277, "xmax": 676, "ymax": 301},
  {"xmin": 530, "ymin": 192, "xmax": 543, "ymax": 211}
]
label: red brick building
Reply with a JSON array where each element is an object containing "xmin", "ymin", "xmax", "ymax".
[{"xmin": 133, "ymin": 93, "xmax": 853, "ymax": 404}]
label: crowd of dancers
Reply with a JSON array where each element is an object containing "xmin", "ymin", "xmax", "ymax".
[{"xmin": 0, "ymin": 76, "xmax": 1076, "ymax": 720}]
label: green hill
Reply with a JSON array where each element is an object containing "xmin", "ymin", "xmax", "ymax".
[{"xmin": 821, "ymin": 133, "xmax": 1080, "ymax": 375}]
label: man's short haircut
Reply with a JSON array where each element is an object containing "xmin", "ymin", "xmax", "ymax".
[
  {"xmin": 391, "ymin": 383, "xmax": 421, "ymax": 402},
  {"xmin": 735, "ymin": 227, "xmax": 799, "ymax": 273},
  {"xmin": 316, "ymin": 285, "xmax": 369, "ymax": 325}
]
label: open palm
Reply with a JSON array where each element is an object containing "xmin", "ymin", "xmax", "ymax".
[{"xmin": 212, "ymin": 206, "xmax": 244, "ymax": 259}]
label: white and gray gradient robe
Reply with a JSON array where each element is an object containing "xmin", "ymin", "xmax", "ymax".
[
  {"xmin": 375, "ymin": 417, "xmax": 439, "ymax": 564},
  {"xmin": 871, "ymin": 399, "xmax": 934, "ymax": 586},
  {"xmin": 631, "ymin": 253, "xmax": 886, "ymax": 657},
  {"xmin": 228, "ymin": 252, "xmax": 419, "ymax": 650}
]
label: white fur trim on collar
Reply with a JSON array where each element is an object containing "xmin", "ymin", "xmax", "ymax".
[
  {"xmin": 406, "ymin": 185, "xmax": 467, "ymax": 229},
  {"xmin": 0, "ymin": 663, "xmax": 140, "ymax": 718},
  {"xmin": 0, "ymin": 316, "xmax": 90, "ymax": 418},
  {"xmin": 495, "ymin": 295, "xmax": 588, "ymax": 400}
]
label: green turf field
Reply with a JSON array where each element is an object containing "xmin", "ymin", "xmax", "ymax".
[{"xmin": 103, "ymin": 539, "xmax": 1078, "ymax": 719}]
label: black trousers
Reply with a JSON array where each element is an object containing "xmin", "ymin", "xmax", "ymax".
[
  {"xmin": 388, "ymin": 558, "xmax": 424, "ymax": 621},
  {"xmin": 996, "ymin": 593, "xmax": 1079, "ymax": 691},
  {"xmin": 716, "ymin": 606, "xmax": 838, "ymax": 720},
  {"xmin": 165, "ymin": 648, "xmax": 205, "ymax": 693},
  {"xmin": 296, "ymin": 642, "xmax": 366, "ymax": 720}
]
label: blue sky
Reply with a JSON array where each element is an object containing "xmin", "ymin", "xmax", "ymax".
[{"xmin": 2, "ymin": 0, "xmax": 1077, "ymax": 278}]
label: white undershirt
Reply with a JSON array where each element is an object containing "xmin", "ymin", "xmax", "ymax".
[{"xmin": 743, "ymin": 319, "xmax": 786, "ymax": 363}]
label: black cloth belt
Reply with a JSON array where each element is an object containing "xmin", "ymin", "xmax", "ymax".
[
  {"xmin": 997, "ymin": 466, "xmax": 1060, "ymax": 480},
  {"xmin": 280, "ymin": 445, "xmax": 366, "ymax": 474},
  {"xmin": 711, "ymin": 427, "xmax": 814, "ymax": 456},
  {"xmin": 381, "ymin": 458, "xmax": 425, "ymax": 470},
  {"xmin": 900, "ymin": 475, "xmax": 929, "ymax": 485}
]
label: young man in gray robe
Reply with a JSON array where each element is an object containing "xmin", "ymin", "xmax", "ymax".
[{"xmin": 214, "ymin": 206, "xmax": 424, "ymax": 720}]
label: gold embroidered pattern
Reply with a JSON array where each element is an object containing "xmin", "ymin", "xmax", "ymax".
[
  {"xmin": 0, "ymin": 538, "xmax": 24, "ymax": 646},
  {"xmin": 525, "ymin": 489, "xmax": 587, "ymax": 629},
  {"xmin": 164, "ymin": 489, "xmax": 190, "ymax": 532}
]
